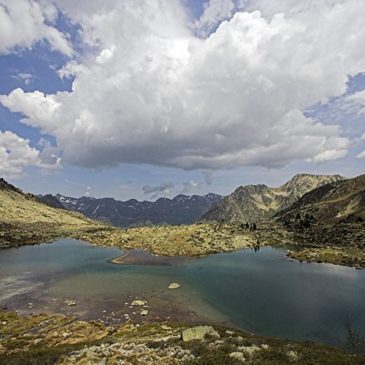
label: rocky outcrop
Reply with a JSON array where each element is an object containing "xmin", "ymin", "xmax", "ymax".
[{"xmin": 200, "ymin": 174, "xmax": 343, "ymax": 223}]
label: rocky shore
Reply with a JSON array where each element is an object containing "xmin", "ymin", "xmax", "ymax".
[
  {"xmin": 3, "ymin": 219, "xmax": 365, "ymax": 269},
  {"xmin": 1, "ymin": 310, "xmax": 364, "ymax": 365}
]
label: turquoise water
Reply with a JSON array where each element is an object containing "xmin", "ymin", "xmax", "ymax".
[{"xmin": 0, "ymin": 239, "xmax": 364, "ymax": 346}]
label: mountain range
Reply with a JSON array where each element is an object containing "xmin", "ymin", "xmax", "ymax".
[
  {"xmin": 199, "ymin": 174, "xmax": 344, "ymax": 223},
  {"xmin": 45, "ymin": 193, "xmax": 223, "ymax": 227}
]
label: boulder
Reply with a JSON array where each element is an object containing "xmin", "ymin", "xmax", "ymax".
[
  {"xmin": 182, "ymin": 326, "xmax": 219, "ymax": 342},
  {"xmin": 131, "ymin": 300, "xmax": 146, "ymax": 306}
]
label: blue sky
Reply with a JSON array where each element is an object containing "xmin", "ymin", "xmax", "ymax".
[{"xmin": 0, "ymin": 0, "xmax": 364, "ymax": 200}]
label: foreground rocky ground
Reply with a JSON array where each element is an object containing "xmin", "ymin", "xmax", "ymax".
[{"xmin": 1, "ymin": 310, "xmax": 364, "ymax": 365}]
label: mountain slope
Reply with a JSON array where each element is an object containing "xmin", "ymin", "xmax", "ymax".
[
  {"xmin": 277, "ymin": 174, "xmax": 365, "ymax": 224},
  {"xmin": 53, "ymin": 193, "xmax": 223, "ymax": 227},
  {"xmin": 0, "ymin": 178, "xmax": 105, "ymax": 247},
  {"xmin": 199, "ymin": 174, "xmax": 344, "ymax": 223}
]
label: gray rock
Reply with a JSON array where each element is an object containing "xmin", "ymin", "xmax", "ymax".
[{"xmin": 182, "ymin": 326, "xmax": 219, "ymax": 342}]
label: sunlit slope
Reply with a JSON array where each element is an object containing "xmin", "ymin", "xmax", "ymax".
[{"xmin": 0, "ymin": 178, "xmax": 106, "ymax": 247}]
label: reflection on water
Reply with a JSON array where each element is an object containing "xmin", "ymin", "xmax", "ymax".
[{"xmin": 0, "ymin": 239, "xmax": 365, "ymax": 346}]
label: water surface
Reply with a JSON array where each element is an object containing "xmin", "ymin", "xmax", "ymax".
[{"xmin": 0, "ymin": 239, "xmax": 364, "ymax": 346}]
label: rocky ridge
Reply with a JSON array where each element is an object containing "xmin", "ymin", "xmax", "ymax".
[{"xmin": 200, "ymin": 174, "xmax": 344, "ymax": 223}]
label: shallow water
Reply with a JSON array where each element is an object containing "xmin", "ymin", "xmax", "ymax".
[{"xmin": 0, "ymin": 239, "xmax": 364, "ymax": 346}]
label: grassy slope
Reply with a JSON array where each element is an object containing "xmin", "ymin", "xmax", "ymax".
[{"xmin": 0, "ymin": 187, "xmax": 107, "ymax": 247}]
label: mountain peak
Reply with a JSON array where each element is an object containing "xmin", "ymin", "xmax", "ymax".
[{"xmin": 200, "ymin": 173, "xmax": 344, "ymax": 223}]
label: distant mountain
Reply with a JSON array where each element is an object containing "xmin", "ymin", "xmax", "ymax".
[
  {"xmin": 199, "ymin": 174, "xmax": 344, "ymax": 223},
  {"xmin": 52, "ymin": 193, "xmax": 223, "ymax": 227},
  {"xmin": 39, "ymin": 194, "xmax": 66, "ymax": 209},
  {"xmin": 277, "ymin": 174, "xmax": 365, "ymax": 225}
]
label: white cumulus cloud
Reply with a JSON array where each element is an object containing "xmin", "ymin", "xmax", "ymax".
[
  {"xmin": 0, "ymin": 0, "xmax": 73, "ymax": 56},
  {"xmin": 1, "ymin": 0, "xmax": 365, "ymax": 172},
  {"xmin": 0, "ymin": 130, "xmax": 61, "ymax": 178}
]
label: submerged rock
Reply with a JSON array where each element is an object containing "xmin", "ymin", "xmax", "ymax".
[
  {"xmin": 168, "ymin": 283, "xmax": 181, "ymax": 289},
  {"xmin": 182, "ymin": 326, "xmax": 219, "ymax": 342}
]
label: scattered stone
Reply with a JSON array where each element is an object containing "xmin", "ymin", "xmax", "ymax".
[
  {"xmin": 131, "ymin": 300, "xmax": 146, "ymax": 306},
  {"xmin": 226, "ymin": 330, "xmax": 234, "ymax": 335},
  {"xmin": 239, "ymin": 344, "xmax": 261, "ymax": 360},
  {"xmin": 168, "ymin": 282, "xmax": 181, "ymax": 289},
  {"xmin": 140, "ymin": 310, "xmax": 149, "ymax": 316},
  {"xmin": 161, "ymin": 325, "xmax": 171, "ymax": 330},
  {"xmin": 229, "ymin": 352, "xmax": 246, "ymax": 362},
  {"xmin": 182, "ymin": 326, "xmax": 219, "ymax": 342},
  {"xmin": 261, "ymin": 344, "xmax": 270, "ymax": 350},
  {"xmin": 65, "ymin": 299, "xmax": 76, "ymax": 306},
  {"xmin": 287, "ymin": 350, "xmax": 300, "ymax": 362}
]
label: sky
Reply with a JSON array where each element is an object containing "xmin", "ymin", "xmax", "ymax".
[{"xmin": 0, "ymin": 0, "xmax": 364, "ymax": 201}]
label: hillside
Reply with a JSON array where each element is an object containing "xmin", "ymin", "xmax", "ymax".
[
  {"xmin": 277, "ymin": 174, "xmax": 365, "ymax": 224},
  {"xmin": 199, "ymin": 174, "xmax": 344, "ymax": 223},
  {"xmin": 52, "ymin": 193, "xmax": 223, "ymax": 227},
  {"xmin": 273, "ymin": 174, "xmax": 365, "ymax": 267},
  {"xmin": 0, "ymin": 178, "xmax": 106, "ymax": 247}
]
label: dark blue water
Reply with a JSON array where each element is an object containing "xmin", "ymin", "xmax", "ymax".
[{"xmin": 0, "ymin": 239, "xmax": 364, "ymax": 346}]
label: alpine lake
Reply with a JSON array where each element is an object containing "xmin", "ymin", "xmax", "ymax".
[{"xmin": 1, "ymin": 239, "xmax": 364, "ymax": 348}]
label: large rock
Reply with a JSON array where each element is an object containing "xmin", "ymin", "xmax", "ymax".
[
  {"xmin": 131, "ymin": 300, "xmax": 146, "ymax": 306},
  {"xmin": 182, "ymin": 326, "xmax": 219, "ymax": 342}
]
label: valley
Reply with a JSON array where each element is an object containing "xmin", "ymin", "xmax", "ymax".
[{"xmin": 1, "ymin": 173, "xmax": 365, "ymax": 364}]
